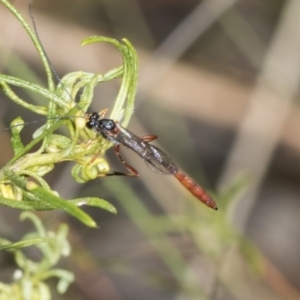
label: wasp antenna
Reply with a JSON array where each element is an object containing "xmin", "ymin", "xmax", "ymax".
[
  {"xmin": 28, "ymin": 0, "xmax": 62, "ymax": 84},
  {"xmin": 0, "ymin": 115, "xmax": 87, "ymax": 135},
  {"xmin": 0, "ymin": 118, "xmax": 46, "ymax": 134},
  {"xmin": 28, "ymin": 1, "xmax": 87, "ymax": 117},
  {"xmin": 0, "ymin": 125, "xmax": 17, "ymax": 135}
]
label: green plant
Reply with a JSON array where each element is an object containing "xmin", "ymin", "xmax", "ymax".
[
  {"xmin": 0, "ymin": 0, "xmax": 138, "ymax": 227},
  {"xmin": 0, "ymin": 212, "xmax": 73, "ymax": 300}
]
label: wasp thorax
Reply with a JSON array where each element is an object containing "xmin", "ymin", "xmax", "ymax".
[{"xmin": 99, "ymin": 119, "xmax": 116, "ymax": 130}]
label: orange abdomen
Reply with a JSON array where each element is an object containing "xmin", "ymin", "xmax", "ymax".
[{"xmin": 174, "ymin": 171, "xmax": 218, "ymax": 210}]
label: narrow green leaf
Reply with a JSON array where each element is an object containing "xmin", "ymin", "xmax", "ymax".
[
  {"xmin": 0, "ymin": 196, "xmax": 116, "ymax": 215},
  {"xmin": 0, "ymin": 238, "xmax": 45, "ymax": 251},
  {"xmin": 27, "ymin": 187, "xmax": 97, "ymax": 228},
  {"xmin": 70, "ymin": 197, "xmax": 117, "ymax": 213},
  {"xmin": 0, "ymin": 196, "xmax": 54, "ymax": 210}
]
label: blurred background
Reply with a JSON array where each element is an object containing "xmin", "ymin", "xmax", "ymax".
[{"xmin": 0, "ymin": 0, "xmax": 300, "ymax": 299}]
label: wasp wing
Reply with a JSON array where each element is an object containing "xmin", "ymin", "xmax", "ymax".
[{"xmin": 143, "ymin": 145, "xmax": 178, "ymax": 175}]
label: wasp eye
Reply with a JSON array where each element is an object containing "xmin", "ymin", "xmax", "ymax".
[{"xmin": 86, "ymin": 112, "xmax": 100, "ymax": 129}]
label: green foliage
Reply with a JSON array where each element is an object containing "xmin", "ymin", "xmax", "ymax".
[
  {"xmin": 0, "ymin": 0, "xmax": 138, "ymax": 226},
  {"xmin": 0, "ymin": 212, "xmax": 74, "ymax": 299},
  {"xmin": 101, "ymin": 173, "xmax": 264, "ymax": 297}
]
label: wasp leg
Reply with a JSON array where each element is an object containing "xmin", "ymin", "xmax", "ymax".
[
  {"xmin": 113, "ymin": 145, "xmax": 139, "ymax": 176},
  {"xmin": 109, "ymin": 135, "xmax": 157, "ymax": 176}
]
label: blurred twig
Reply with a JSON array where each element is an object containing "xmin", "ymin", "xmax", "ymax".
[
  {"xmin": 138, "ymin": 0, "xmax": 239, "ymax": 96},
  {"xmin": 218, "ymin": 0, "xmax": 300, "ymax": 231}
]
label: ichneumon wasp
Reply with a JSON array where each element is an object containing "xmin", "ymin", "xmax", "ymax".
[
  {"xmin": 86, "ymin": 110, "xmax": 218, "ymax": 210},
  {"xmin": 0, "ymin": 1, "xmax": 218, "ymax": 211}
]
